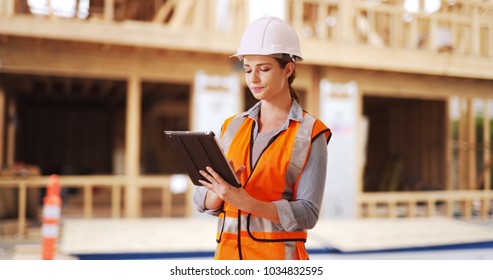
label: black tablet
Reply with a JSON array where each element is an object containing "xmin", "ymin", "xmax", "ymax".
[{"xmin": 164, "ymin": 131, "xmax": 241, "ymax": 188}]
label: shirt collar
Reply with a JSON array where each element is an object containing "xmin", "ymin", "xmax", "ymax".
[{"xmin": 241, "ymin": 99, "xmax": 304, "ymax": 130}]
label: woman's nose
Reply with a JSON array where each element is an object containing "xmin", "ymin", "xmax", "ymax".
[{"xmin": 250, "ymin": 70, "xmax": 260, "ymax": 83}]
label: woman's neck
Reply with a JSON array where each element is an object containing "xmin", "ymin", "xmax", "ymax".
[{"xmin": 258, "ymin": 97, "xmax": 292, "ymax": 133}]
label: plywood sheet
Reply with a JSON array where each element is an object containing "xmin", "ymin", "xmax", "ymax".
[
  {"xmin": 60, "ymin": 217, "xmax": 493, "ymax": 257},
  {"xmin": 308, "ymin": 217, "xmax": 493, "ymax": 253}
]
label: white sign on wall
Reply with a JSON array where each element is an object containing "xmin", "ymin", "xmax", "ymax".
[
  {"xmin": 319, "ymin": 79, "xmax": 360, "ymax": 219},
  {"xmin": 191, "ymin": 71, "xmax": 241, "ymax": 218},
  {"xmin": 192, "ymin": 71, "xmax": 241, "ymax": 140}
]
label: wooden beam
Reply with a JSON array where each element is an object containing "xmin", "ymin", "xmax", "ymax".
[
  {"xmin": 1, "ymin": 15, "xmax": 493, "ymax": 79},
  {"xmin": 168, "ymin": 0, "xmax": 195, "ymax": 29},
  {"xmin": 153, "ymin": 0, "xmax": 176, "ymax": 23},
  {"xmin": 124, "ymin": 74, "xmax": 142, "ymax": 218}
]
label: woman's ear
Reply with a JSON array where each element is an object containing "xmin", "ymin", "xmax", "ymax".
[{"xmin": 285, "ymin": 62, "xmax": 295, "ymax": 78}]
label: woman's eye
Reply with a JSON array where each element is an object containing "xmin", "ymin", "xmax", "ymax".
[
  {"xmin": 244, "ymin": 69, "xmax": 252, "ymax": 74},
  {"xmin": 260, "ymin": 68, "xmax": 270, "ymax": 72}
]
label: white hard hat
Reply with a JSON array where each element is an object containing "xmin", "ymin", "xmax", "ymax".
[{"xmin": 231, "ymin": 16, "xmax": 303, "ymax": 62}]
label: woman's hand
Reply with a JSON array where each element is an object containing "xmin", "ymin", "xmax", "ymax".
[
  {"xmin": 199, "ymin": 165, "xmax": 246, "ymax": 209},
  {"xmin": 199, "ymin": 164, "xmax": 280, "ymax": 224}
]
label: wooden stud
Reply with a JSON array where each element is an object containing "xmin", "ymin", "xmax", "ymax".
[
  {"xmin": 481, "ymin": 196, "xmax": 490, "ymax": 220},
  {"xmin": 408, "ymin": 200, "xmax": 417, "ymax": 217},
  {"xmin": 471, "ymin": 6, "xmax": 481, "ymax": 56},
  {"xmin": 445, "ymin": 98, "xmax": 452, "ymax": 190},
  {"xmin": 467, "ymin": 99, "xmax": 476, "ymax": 189},
  {"xmin": 6, "ymin": 100, "xmax": 16, "ymax": 167},
  {"xmin": 445, "ymin": 199, "xmax": 454, "ymax": 218},
  {"xmin": 367, "ymin": 201, "xmax": 376, "ymax": 218},
  {"xmin": 161, "ymin": 185, "xmax": 172, "ymax": 217},
  {"xmin": 83, "ymin": 185, "xmax": 93, "ymax": 218},
  {"xmin": 0, "ymin": 89, "xmax": 5, "ymax": 169},
  {"xmin": 484, "ymin": 99, "xmax": 491, "ymax": 190},
  {"xmin": 427, "ymin": 199, "xmax": 435, "ymax": 217},
  {"xmin": 124, "ymin": 75, "xmax": 142, "ymax": 218},
  {"xmin": 388, "ymin": 201, "xmax": 397, "ymax": 218},
  {"xmin": 104, "ymin": 0, "xmax": 114, "ymax": 22},
  {"xmin": 463, "ymin": 199, "xmax": 472, "ymax": 220},
  {"xmin": 337, "ymin": 0, "xmax": 355, "ymax": 43},
  {"xmin": 17, "ymin": 182, "xmax": 26, "ymax": 236},
  {"xmin": 111, "ymin": 184, "xmax": 121, "ymax": 218}
]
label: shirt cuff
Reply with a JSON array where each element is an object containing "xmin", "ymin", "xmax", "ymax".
[
  {"xmin": 273, "ymin": 199, "xmax": 298, "ymax": 232},
  {"xmin": 193, "ymin": 187, "xmax": 223, "ymax": 216}
]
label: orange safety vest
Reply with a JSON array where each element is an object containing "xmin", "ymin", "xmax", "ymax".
[{"xmin": 216, "ymin": 111, "xmax": 331, "ymax": 260}]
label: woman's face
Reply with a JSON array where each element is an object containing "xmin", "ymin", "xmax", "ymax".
[{"xmin": 243, "ymin": 55, "xmax": 293, "ymax": 102}]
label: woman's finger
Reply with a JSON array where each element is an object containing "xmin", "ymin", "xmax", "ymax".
[
  {"xmin": 206, "ymin": 166, "xmax": 228, "ymax": 186},
  {"xmin": 199, "ymin": 170, "xmax": 215, "ymax": 184}
]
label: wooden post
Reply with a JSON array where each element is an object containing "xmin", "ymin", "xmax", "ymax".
[
  {"xmin": 409, "ymin": 13, "xmax": 418, "ymax": 48},
  {"xmin": 408, "ymin": 200, "xmax": 417, "ymax": 217},
  {"xmin": 458, "ymin": 97, "xmax": 467, "ymax": 189},
  {"xmin": 0, "ymin": 89, "xmax": 5, "ymax": 170},
  {"xmin": 6, "ymin": 100, "xmax": 16, "ymax": 167},
  {"xmin": 317, "ymin": 3, "xmax": 328, "ymax": 39},
  {"xmin": 292, "ymin": 0, "xmax": 304, "ymax": 32},
  {"xmin": 445, "ymin": 97, "xmax": 452, "ymax": 190},
  {"xmin": 390, "ymin": 7, "xmax": 401, "ymax": 47},
  {"xmin": 445, "ymin": 199, "xmax": 454, "ymax": 218},
  {"xmin": 481, "ymin": 196, "xmax": 490, "ymax": 220},
  {"xmin": 467, "ymin": 99, "xmax": 476, "ymax": 189},
  {"xmin": 463, "ymin": 199, "xmax": 472, "ymax": 220},
  {"xmin": 483, "ymin": 99, "xmax": 490, "ymax": 190},
  {"xmin": 367, "ymin": 201, "xmax": 376, "ymax": 218},
  {"xmin": 490, "ymin": 24, "xmax": 493, "ymax": 57},
  {"xmin": 2, "ymin": 0, "xmax": 15, "ymax": 16},
  {"xmin": 161, "ymin": 186, "xmax": 171, "ymax": 217},
  {"xmin": 17, "ymin": 182, "xmax": 27, "ymax": 236},
  {"xmin": 194, "ymin": 0, "xmax": 205, "ymax": 30},
  {"xmin": 337, "ymin": 1, "xmax": 354, "ymax": 43},
  {"xmin": 471, "ymin": 6, "xmax": 480, "ymax": 56},
  {"xmin": 426, "ymin": 199, "xmax": 435, "ymax": 217},
  {"xmin": 124, "ymin": 75, "xmax": 142, "ymax": 218},
  {"xmin": 111, "ymin": 184, "xmax": 121, "ymax": 218},
  {"xmin": 83, "ymin": 185, "xmax": 93, "ymax": 218},
  {"xmin": 429, "ymin": 17, "xmax": 438, "ymax": 51},
  {"xmin": 104, "ymin": 0, "xmax": 114, "ymax": 21},
  {"xmin": 388, "ymin": 201, "xmax": 397, "ymax": 218}
]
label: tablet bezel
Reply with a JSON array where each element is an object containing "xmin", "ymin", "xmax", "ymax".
[{"xmin": 164, "ymin": 131, "xmax": 241, "ymax": 188}]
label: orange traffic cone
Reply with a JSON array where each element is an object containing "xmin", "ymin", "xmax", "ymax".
[{"xmin": 41, "ymin": 174, "xmax": 62, "ymax": 260}]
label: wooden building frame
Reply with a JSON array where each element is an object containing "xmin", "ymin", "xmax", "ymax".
[{"xmin": 0, "ymin": 0, "xmax": 492, "ymax": 236}]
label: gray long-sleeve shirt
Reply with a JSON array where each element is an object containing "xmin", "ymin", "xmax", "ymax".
[{"xmin": 193, "ymin": 100, "xmax": 328, "ymax": 232}]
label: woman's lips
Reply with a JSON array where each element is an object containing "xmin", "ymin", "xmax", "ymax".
[{"xmin": 251, "ymin": 86, "xmax": 264, "ymax": 93}]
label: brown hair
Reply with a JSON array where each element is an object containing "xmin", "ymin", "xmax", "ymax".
[{"xmin": 274, "ymin": 55, "xmax": 300, "ymax": 104}]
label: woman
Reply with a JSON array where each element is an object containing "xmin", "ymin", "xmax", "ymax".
[{"xmin": 193, "ymin": 16, "xmax": 331, "ymax": 260}]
